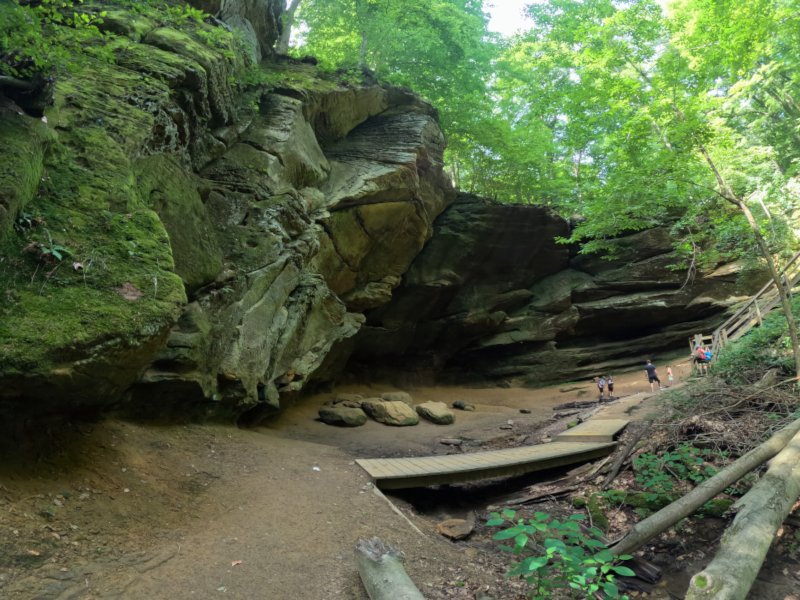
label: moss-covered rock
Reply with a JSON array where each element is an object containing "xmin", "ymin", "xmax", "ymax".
[
  {"xmin": 0, "ymin": 108, "xmax": 53, "ymax": 234},
  {"xmin": 134, "ymin": 155, "xmax": 223, "ymax": 292},
  {"xmin": 0, "ymin": 2, "xmax": 455, "ymax": 423}
]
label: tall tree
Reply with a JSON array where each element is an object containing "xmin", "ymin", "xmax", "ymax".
[{"xmin": 494, "ymin": 0, "xmax": 800, "ymax": 373}]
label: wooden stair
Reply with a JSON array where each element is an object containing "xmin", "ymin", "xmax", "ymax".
[{"xmin": 694, "ymin": 250, "xmax": 800, "ymax": 360}]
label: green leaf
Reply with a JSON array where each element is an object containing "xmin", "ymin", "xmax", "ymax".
[{"xmin": 611, "ymin": 565, "xmax": 636, "ymax": 577}]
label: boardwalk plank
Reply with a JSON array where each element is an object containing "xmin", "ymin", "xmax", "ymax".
[{"xmin": 356, "ymin": 439, "xmax": 618, "ymax": 490}]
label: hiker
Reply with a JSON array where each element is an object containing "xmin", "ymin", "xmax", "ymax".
[
  {"xmin": 666, "ymin": 365, "xmax": 674, "ymax": 386},
  {"xmin": 694, "ymin": 345, "xmax": 708, "ymax": 375},
  {"xmin": 606, "ymin": 374, "xmax": 615, "ymax": 399},
  {"xmin": 645, "ymin": 360, "xmax": 662, "ymax": 392},
  {"xmin": 597, "ymin": 375, "xmax": 606, "ymax": 400}
]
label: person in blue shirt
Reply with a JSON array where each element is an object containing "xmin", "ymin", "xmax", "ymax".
[{"xmin": 645, "ymin": 361, "xmax": 661, "ymax": 392}]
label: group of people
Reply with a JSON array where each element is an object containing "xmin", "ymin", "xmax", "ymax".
[
  {"xmin": 595, "ymin": 374, "xmax": 615, "ymax": 400},
  {"xmin": 693, "ymin": 344, "xmax": 713, "ymax": 375},
  {"xmin": 592, "ymin": 354, "xmax": 698, "ymax": 399}
]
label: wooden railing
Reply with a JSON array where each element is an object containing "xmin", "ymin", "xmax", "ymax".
[{"xmin": 690, "ymin": 250, "xmax": 800, "ymax": 361}]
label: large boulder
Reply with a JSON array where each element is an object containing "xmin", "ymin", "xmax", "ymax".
[
  {"xmin": 416, "ymin": 401, "xmax": 455, "ymax": 425},
  {"xmin": 318, "ymin": 405, "xmax": 368, "ymax": 427}
]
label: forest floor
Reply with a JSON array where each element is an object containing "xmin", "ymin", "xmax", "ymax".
[{"xmin": 0, "ymin": 360, "xmax": 798, "ymax": 599}]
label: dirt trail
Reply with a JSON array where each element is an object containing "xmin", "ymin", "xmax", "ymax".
[{"xmin": 0, "ymin": 366, "xmax": 686, "ymax": 599}]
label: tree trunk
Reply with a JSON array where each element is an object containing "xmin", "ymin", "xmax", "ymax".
[
  {"xmin": 698, "ymin": 145, "xmax": 800, "ymax": 378},
  {"xmin": 610, "ymin": 417, "xmax": 800, "ymax": 557},
  {"xmin": 684, "ymin": 430, "xmax": 800, "ymax": 600},
  {"xmin": 358, "ymin": 30, "xmax": 368, "ymax": 68},
  {"xmin": 355, "ymin": 538, "xmax": 425, "ymax": 600},
  {"xmin": 275, "ymin": 0, "xmax": 302, "ymax": 54}
]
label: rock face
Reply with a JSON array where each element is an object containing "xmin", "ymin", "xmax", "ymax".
[
  {"xmin": 0, "ymin": 4, "xmax": 765, "ymax": 425},
  {"xmin": 0, "ymin": 6, "xmax": 453, "ymax": 421},
  {"xmin": 348, "ymin": 194, "xmax": 765, "ymax": 385},
  {"xmin": 187, "ymin": 0, "xmax": 283, "ymax": 60}
]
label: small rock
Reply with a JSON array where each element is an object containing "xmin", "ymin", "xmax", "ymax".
[
  {"xmin": 436, "ymin": 518, "xmax": 474, "ymax": 540},
  {"xmin": 416, "ymin": 401, "xmax": 455, "ymax": 425},
  {"xmin": 439, "ymin": 438, "xmax": 463, "ymax": 446},
  {"xmin": 499, "ymin": 425, "xmax": 513, "ymax": 430},
  {"xmin": 318, "ymin": 406, "xmax": 368, "ymax": 427},
  {"xmin": 381, "ymin": 391, "xmax": 413, "ymax": 406},
  {"xmin": 452, "ymin": 400, "xmax": 476, "ymax": 411},
  {"xmin": 519, "ymin": 408, "xmax": 532, "ymax": 414}
]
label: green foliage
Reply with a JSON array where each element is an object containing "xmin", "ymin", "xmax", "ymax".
[
  {"xmin": 0, "ymin": 0, "xmax": 237, "ymax": 80},
  {"xmin": 0, "ymin": 0, "xmax": 112, "ymax": 78},
  {"xmin": 633, "ymin": 443, "xmax": 719, "ymax": 496},
  {"xmin": 713, "ymin": 296, "xmax": 800, "ymax": 384},
  {"xmin": 486, "ymin": 509, "xmax": 632, "ymax": 599}
]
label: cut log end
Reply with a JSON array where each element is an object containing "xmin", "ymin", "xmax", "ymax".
[{"xmin": 356, "ymin": 537, "xmax": 403, "ymax": 562}]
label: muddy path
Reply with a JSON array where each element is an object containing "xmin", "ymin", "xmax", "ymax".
[{"xmin": 0, "ymin": 367, "xmax": 688, "ymax": 599}]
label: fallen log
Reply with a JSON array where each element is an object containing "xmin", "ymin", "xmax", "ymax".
[
  {"xmin": 684, "ymin": 429, "xmax": 800, "ymax": 600},
  {"xmin": 356, "ymin": 538, "xmax": 425, "ymax": 600},
  {"xmin": 601, "ymin": 421, "xmax": 651, "ymax": 490},
  {"xmin": 610, "ymin": 417, "xmax": 800, "ymax": 557}
]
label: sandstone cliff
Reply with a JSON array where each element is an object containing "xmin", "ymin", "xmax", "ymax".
[
  {"xmin": 0, "ymin": 3, "xmax": 453, "ymax": 422},
  {"xmin": 348, "ymin": 194, "xmax": 765, "ymax": 385},
  {"xmin": 0, "ymin": 2, "xmax": 762, "ymax": 424}
]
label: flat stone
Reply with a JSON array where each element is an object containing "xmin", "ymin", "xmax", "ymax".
[
  {"xmin": 318, "ymin": 406, "xmax": 367, "ymax": 427},
  {"xmin": 361, "ymin": 399, "xmax": 419, "ymax": 426},
  {"xmin": 416, "ymin": 401, "xmax": 454, "ymax": 425},
  {"xmin": 436, "ymin": 518, "xmax": 474, "ymax": 540}
]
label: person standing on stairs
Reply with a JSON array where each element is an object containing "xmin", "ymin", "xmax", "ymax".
[
  {"xmin": 645, "ymin": 360, "xmax": 662, "ymax": 392},
  {"xmin": 606, "ymin": 374, "xmax": 615, "ymax": 399}
]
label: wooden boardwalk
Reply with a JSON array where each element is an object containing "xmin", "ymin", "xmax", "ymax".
[{"xmin": 357, "ymin": 420, "xmax": 627, "ymax": 490}]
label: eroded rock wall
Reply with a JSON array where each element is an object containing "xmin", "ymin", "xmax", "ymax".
[
  {"xmin": 349, "ymin": 194, "xmax": 765, "ymax": 385},
  {"xmin": 0, "ymin": 6, "xmax": 454, "ymax": 421}
]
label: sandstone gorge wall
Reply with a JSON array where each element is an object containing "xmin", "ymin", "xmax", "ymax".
[
  {"xmin": 0, "ymin": 5, "xmax": 453, "ymax": 422},
  {"xmin": 0, "ymin": 3, "xmax": 763, "ymax": 425},
  {"xmin": 348, "ymin": 194, "xmax": 765, "ymax": 385}
]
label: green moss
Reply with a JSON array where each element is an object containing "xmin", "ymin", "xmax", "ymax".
[
  {"xmin": 134, "ymin": 156, "xmax": 223, "ymax": 292},
  {"xmin": 0, "ymin": 111, "xmax": 53, "ymax": 234},
  {"xmin": 0, "ymin": 2, "xmax": 252, "ymax": 402},
  {"xmin": 587, "ymin": 493, "xmax": 609, "ymax": 532}
]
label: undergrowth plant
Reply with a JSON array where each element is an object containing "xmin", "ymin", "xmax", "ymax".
[
  {"xmin": 487, "ymin": 509, "xmax": 633, "ymax": 599},
  {"xmin": 633, "ymin": 443, "xmax": 719, "ymax": 497}
]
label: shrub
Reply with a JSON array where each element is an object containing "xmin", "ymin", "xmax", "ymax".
[{"xmin": 486, "ymin": 509, "xmax": 633, "ymax": 599}]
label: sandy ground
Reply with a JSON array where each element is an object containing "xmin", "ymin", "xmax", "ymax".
[{"xmin": 0, "ymin": 364, "xmax": 690, "ymax": 600}]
